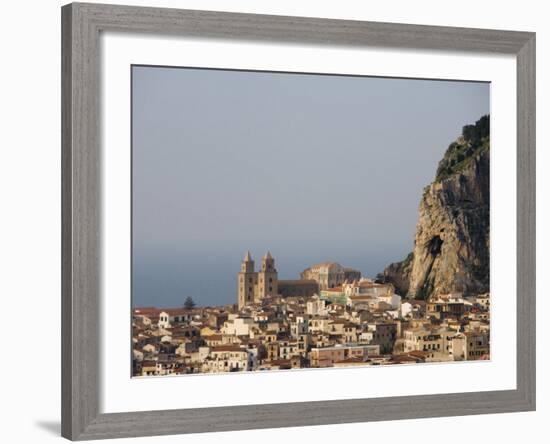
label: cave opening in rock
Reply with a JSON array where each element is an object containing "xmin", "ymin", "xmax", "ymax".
[{"xmin": 427, "ymin": 235, "xmax": 443, "ymax": 256}]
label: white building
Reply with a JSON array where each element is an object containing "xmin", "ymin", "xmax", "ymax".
[
  {"xmin": 291, "ymin": 316, "xmax": 309, "ymax": 336},
  {"xmin": 346, "ymin": 281, "xmax": 401, "ymax": 310},
  {"xmin": 221, "ymin": 316, "xmax": 255, "ymax": 336},
  {"xmin": 158, "ymin": 309, "xmax": 195, "ymax": 328},
  {"xmin": 306, "ymin": 295, "xmax": 327, "ymax": 316},
  {"xmin": 202, "ymin": 345, "xmax": 251, "ymax": 372}
]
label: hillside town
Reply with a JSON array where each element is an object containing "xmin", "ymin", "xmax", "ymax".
[{"xmin": 132, "ymin": 252, "xmax": 490, "ymax": 376}]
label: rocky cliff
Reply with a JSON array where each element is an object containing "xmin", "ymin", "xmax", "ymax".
[{"xmin": 378, "ymin": 115, "xmax": 490, "ymax": 299}]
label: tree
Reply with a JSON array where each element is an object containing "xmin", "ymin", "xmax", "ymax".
[{"xmin": 184, "ymin": 296, "xmax": 196, "ymax": 310}]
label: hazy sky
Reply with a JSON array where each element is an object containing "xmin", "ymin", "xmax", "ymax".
[{"xmin": 132, "ymin": 65, "xmax": 489, "ymax": 308}]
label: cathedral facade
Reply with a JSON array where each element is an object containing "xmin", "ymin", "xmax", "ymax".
[{"xmin": 238, "ymin": 251, "xmax": 278, "ymax": 309}]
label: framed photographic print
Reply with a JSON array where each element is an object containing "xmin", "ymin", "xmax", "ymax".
[{"xmin": 61, "ymin": 2, "xmax": 536, "ymax": 440}]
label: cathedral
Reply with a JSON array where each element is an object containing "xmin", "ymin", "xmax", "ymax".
[{"xmin": 238, "ymin": 251, "xmax": 278, "ymax": 309}]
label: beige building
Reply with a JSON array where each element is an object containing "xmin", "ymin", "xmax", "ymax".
[
  {"xmin": 403, "ymin": 326, "xmax": 473, "ymax": 361},
  {"xmin": 426, "ymin": 293, "xmax": 472, "ymax": 320},
  {"xmin": 140, "ymin": 360, "xmax": 159, "ymax": 376},
  {"xmin": 367, "ymin": 322, "xmax": 398, "ymax": 354},
  {"xmin": 202, "ymin": 345, "xmax": 253, "ymax": 373},
  {"xmin": 310, "ymin": 344, "xmax": 374, "ymax": 367},
  {"xmin": 403, "ymin": 327, "xmax": 445, "ymax": 357},
  {"xmin": 343, "ymin": 279, "xmax": 393, "ymax": 297},
  {"xmin": 300, "ymin": 262, "xmax": 361, "ymax": 290},
  {"xmin": 465, "ymin": 331, "xmax": 490, "ymax": 360},
  {"xmin": 238, "ymin": 251, "xmax": 278, "ymax": 309}
]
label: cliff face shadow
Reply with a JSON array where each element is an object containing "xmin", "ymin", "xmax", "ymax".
[{"xmin": 35, "ymin": 421, "xmax": 60, "ymax": 436}]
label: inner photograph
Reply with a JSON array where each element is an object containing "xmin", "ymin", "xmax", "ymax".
[{"xmin": 131, "ymin": 66, "xmax": 490, "ymax": 377}]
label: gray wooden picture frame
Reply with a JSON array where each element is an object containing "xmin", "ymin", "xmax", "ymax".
[{"xmin": 61, "ymin": 2, "xmax": 536, "ymax": 440}]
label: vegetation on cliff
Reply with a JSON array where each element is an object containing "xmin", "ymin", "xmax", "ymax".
[{"xmin": 435, "ymin": 115, "xmax": 490, "ymax": 182}]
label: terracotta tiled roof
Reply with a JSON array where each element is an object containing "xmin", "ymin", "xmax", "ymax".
[{"xmin": 211, "ymin": 345, "xmax": 246, "ymax": 353}]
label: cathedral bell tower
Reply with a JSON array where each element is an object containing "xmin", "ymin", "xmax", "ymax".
[
  {"xmin": 238, "ymin": 251, "xmax": 257, "ymax": 309},
  {"xmin": 258, "ymin": 251, "xmax": 278, "ymax": 299}
]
